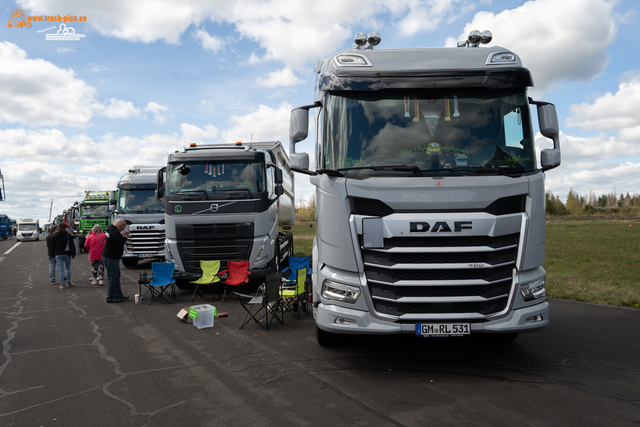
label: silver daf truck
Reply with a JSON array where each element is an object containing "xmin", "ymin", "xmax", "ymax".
[
  {"xmin": 289, "ymin": 31, "xmax": 561, "ymax": 345},
  {"xmin": 156, "ymin": 141, "xmax": 294, "ymax": 281},
  {"xmin": 110, "ymin": 166, "xmax": 166, "ymax": 268}
]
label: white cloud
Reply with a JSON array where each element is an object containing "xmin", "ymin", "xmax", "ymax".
[
  {"xmin": 220, "ymin": 102, "xmax": 292, "ymax": 143},
  {"xmin": 145, "ymin": 102, "xmax": 173, "ymax": 125},
  {"xmin": 447, "ymin": 0, "xmax": 617, "ymax": 95},
  {"xmin": 396, "ymin": 0, "xmax": 462, "ymax": 37},
  {"xmin": 193, "ymin": 28, "xmax": 224, "ymax": 52},
  {"xmin": 180, "ymin": 123, "xmax": 220, "ymax": 143},
  {"xmin": 256, "ymin": 68, "xmax": 304, "ymax": 88},
  {"xmin": 0, "ymin": 41, "xmax": 98, "ymax": 127},
  {"xmin": 566, "ymin": 73, "xmax": 640, "ymax": 131},
  {"xmin": 99, "ymin": 98, "xmax": 145, "ymax": 119}
]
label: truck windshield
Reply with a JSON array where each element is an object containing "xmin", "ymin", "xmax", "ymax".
[
  {"xmin": 81, "ymin": 204, "xmax": 108, "ymax": 218},
  {"xmin": 118, "ymin": 189, "xmax": 164, "ymax": 213},
  {"xmin": 323, "ymin": 89, "xmax": 536, "ymax": 177},
  {"xmin": 167, "ymin": 160, "xmax": 265, "ymax": 196},
  {"xmin": 18, "ymin": 224, "xmax": 37, "ymax": 231}
]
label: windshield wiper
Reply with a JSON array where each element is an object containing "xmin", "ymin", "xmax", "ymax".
[
  {"xmin": 338, "ymin": 165, "xmax": 423, "ymax": 176},
  {"xmin": 177, "ymin": 189, "xmax": 209, "ymax": 199},
  {"xmin": 425, "ymin": 166, "xmax": 521, "ymax": 176},
  {"xmin": 316, "ymin": 169, "xmax": 344, "ymax": 177},
  {"xmin": 218, "ymin": 188, "xmax": 253, "ymax": 198}
]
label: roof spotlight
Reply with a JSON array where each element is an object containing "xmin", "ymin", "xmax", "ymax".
[
  {"xmin": 367, "ymin": 32, "xmax": 381, "ymax": 46},
  {"xmin": 480, "ymin": 30, "xmax": 493, "ymax": 44},
  {"xmin": 468, "ymin": 30, "xmax": 481, "ymax": 45},
  {"xmin": 354, "ymin": 32, "xmax": 367, "ymax": 47}
]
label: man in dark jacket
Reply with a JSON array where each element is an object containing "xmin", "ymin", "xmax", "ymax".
[
  {"xmin": 51, "ymin": 223, "xmax": 76, "ymax": 289},
  {"xmin": 45, "ymin": 229, "xmax": 65, "ymax": 285},
  {"xmin": 102, "ymin": 219, "xmax": 131, "ymax": 303}
]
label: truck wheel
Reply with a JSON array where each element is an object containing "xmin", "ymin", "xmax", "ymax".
[
  {"xmin": 316, "ymin": 325, "xmax": 338, "ymax": 346},
  {"xmin": 121, "ymin": 258, "xmax": 139, "ymax": 268}
]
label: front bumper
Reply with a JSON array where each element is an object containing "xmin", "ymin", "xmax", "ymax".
[{"xmin": 315, "ymin": 300, "xmax": 549, "ymax": 335}]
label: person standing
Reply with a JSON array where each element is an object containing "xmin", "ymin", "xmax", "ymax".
[
  {"xmin": 102, "ymin": 219, "xmax": 131, "ymax": 303},
  {"xmin": 45, "ymin": 228, "xmax": 59, "ymax": 285},
  {"xmin": 52, "ymin": 223, "xmax": 76, "ymax": 289},
  {"xmin": 84, "ymin": 224, "xmax": 106, "ymax": 285}
]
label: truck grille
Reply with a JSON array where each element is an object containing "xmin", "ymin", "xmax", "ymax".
[
  {"xmin": 176, "ymin": 223, "xmax": 254, "ymax": 274},
  {"xmin": 362, "ymin": 233, "xmax": 519, "ymax": 320},
  {"xmin": 125, "ymin": 228, "xmax": 166, "ymax": 254}
]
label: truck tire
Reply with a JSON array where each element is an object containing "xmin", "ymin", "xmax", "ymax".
[
  {"xmin": 121, "ymin": 258, "xmax": 139, "ymax": 268},
  {"xmin": 316, "ymin": 325, "xmax": 338, "ymax": 346}
]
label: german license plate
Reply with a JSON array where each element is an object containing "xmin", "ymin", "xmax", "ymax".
[
  {"xmin": 416, "ymin": 323, "xmax": 470, "ymax": 337},
  {"xmin": 139, "ymin": 254, "xmax": 154, "ymax": 258}
]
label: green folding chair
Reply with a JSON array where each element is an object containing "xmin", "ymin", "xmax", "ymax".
[{"xmin": 190, "ymin": 260, "xmax": 224, "ymax": 302}]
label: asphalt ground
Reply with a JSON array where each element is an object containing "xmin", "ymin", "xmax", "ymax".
[{"xmin": 1, "ymin": 238, "xmax": 639, "ymax": 426}]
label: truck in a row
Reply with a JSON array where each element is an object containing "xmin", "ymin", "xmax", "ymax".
[{"xmin": 288, "ymin": 30, "xmax": 560, "ymax": 344}]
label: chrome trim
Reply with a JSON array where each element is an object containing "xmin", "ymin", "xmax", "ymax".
[{"xmin": 364, "ymin": 261, "xmax": 515, "ymax": 270}]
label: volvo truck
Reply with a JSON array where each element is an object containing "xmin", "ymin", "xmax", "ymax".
[
  {"xmin": 110, "ymin": 166, "xmax": 166, "ymax": 268},
  {"xmin": 157, "ymin": 141, "xmax": 294, "ymax": 281},
  {"xmin": 289, "ymin": 31, "xmax": 561, "ymax": 345}
]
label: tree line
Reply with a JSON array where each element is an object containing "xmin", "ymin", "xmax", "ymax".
[{"xmin": 546, "ymin": 189, "xmax": 640, "ymax": 216}]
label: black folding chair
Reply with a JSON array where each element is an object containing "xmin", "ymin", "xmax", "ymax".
[{"xmin": 234, "ymin": 273, "xmax": 283, "ymax": 330}]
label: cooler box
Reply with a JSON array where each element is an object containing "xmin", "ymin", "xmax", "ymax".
[{"xmin": 190, "ymin": 304, "xmax": 215, "ymax": 329}]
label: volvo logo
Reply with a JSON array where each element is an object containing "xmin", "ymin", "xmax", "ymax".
[
  {"xmin": 410, "ymin": 221, "xmax": 472, "ymax": 233},
  {"xmin": 210, "ymin": 204, "xmax": 219, "ymax": 212}
]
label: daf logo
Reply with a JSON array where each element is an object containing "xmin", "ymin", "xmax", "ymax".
[
  {"xmin": 410, "ymin": 221, "xmax": 472, "ymax": 233},
  {"xmin": 136, "ymin": 226, "xmax": 154, "ymax": 230}
]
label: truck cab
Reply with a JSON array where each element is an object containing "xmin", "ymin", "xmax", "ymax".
[
  {"xmin": 158, "ymin": 141, "xmax": 294, "ymax": 281},
  {"xmin": 290, "ymin": 31, "xmax": 561, "ymax": 344},
  {"xmin": 111, "ymin": 166, "xmax": 166, "ymax": 268}
]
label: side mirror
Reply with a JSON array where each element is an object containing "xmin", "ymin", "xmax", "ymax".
[
  {"xmin": 291, "ymin": 152, "xmax": 309, "ymax": 170},
  {"xmin": 155, "ymin": 166, "xmax": 166, "ymax": 202},
  {"xmin": 274, "ymin": 167, "xmax": 284, "ymax": 197},
  {"xmin": 531, "ymin": 100, "xmax": 561, "ymax": 171},
  {"xmin": 289, "ymin": 108, "xmax": 310, "ymax": 150}
]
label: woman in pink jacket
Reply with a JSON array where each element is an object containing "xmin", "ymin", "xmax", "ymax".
[{"xmin": 84, "ymin": 224, "xmax": 106, "ymax": 285}]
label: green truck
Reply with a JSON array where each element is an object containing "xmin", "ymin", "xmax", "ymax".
[{"xmin": 79, "ymin": 191, "xmax": 113, "ymax": 235}]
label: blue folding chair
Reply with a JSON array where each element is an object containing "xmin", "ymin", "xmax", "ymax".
[
  {"xmin": 280, "ymin": 256, "xmax": 311, "ymax": 318},
  {"xmin": 140, "ymin": 262, "xmax": 176, "ymax": 304}
]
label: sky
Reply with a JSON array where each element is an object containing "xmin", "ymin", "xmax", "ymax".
[{"xmin": 0, "ymin": 0, "xmax": 638, "ymax": 224}]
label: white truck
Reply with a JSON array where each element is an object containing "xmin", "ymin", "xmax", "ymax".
[
  {"xmin": 289, "ymin": 31, "xmax": 561, "ymax": 345},
  {"xmin": 110, "ymin": 166, "xmax": 166, "ymax": 268},
  {"xmin": 16, "ymin": 218, "xmax": 40, "ymax": 241},
  {"xmin": 156, "ymin": 141, "xmax": 294, "ymax": 282}
]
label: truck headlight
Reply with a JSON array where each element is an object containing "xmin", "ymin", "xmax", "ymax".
[
  {"xmin": 321, "ymin": 280, "xmax": 361, "ymax": 304},
  {"xmin": 520, "ymin": 278, "xmax": 546, "ymax": 302}
]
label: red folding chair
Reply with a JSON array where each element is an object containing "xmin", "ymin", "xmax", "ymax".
[{"xmin": 220, "ymin": 260, "xmax": 251, "ymax": 302}]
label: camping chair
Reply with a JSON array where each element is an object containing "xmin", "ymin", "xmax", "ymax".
[
  {"xmin": 280, "ymin": 256, "xmax": 311, "ymax": 319},
  {"xmin": 189, "ymin": 260, "xmax": 225, "ymax": 302},
  {"xmin": 235, "ymin": 273, "xmax": 283, "ymax": 330},
  {"xmin": 140, "ymin": 262, "xmax": 177, "ymax": 304},
  {"xmin": 219, "ymin": 260, "xmax": 251, "ymax": 302}
]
